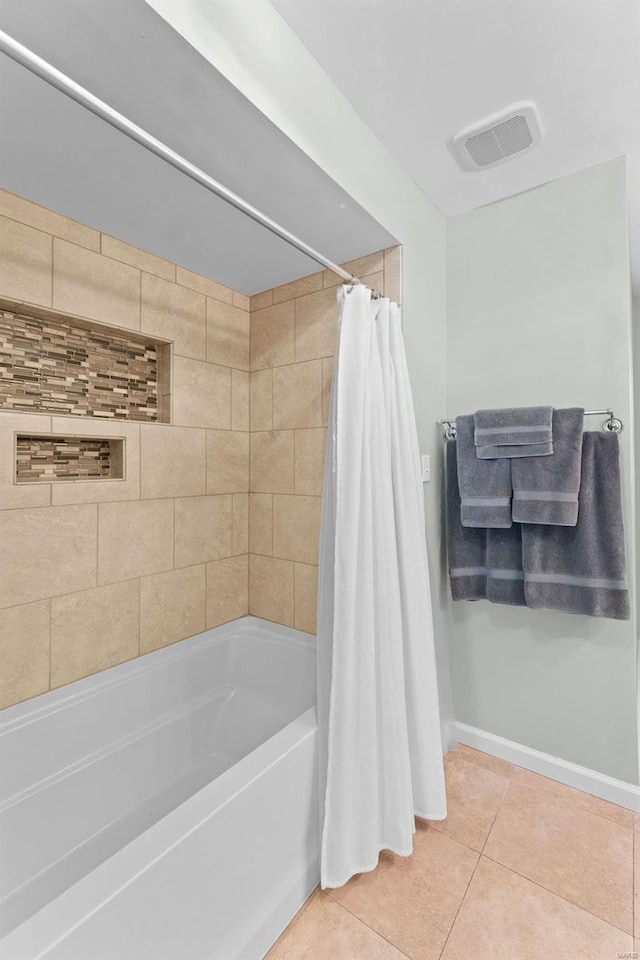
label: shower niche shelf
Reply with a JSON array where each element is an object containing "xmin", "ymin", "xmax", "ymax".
[
  {"xmin": 0, "ymin": 300, "xmax": 171, "ymax": 422},
  {"xmin": 15, "ymin": 433, "xmax": 125, "ymax": 484}
]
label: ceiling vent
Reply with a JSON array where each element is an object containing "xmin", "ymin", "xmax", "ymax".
[{"xmin": 451, "ymin": 102, "xmax": 542, "ymax": 171}]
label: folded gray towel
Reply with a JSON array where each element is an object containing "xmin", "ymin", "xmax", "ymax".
[
  {"xmin": 475, "ymin": 406, "xmax": 553, "ymax": 459},
  {"xmin": 512, "ymin": 408, "xmax": 584, "ymax": 525},
  {"xmin": 446, "ymin": 440, "xmax": 525, "ymax": 606},
  {"xmin": 522, "ymin": 432, "xmax": 630, "ymax": 620},
  {"xmin": 456, "ymin": 415, "xmax": 512, "ymax": 528}
]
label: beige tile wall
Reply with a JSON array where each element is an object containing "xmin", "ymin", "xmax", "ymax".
[
  {"xmin": 248, "ymin": 246, "xmax": 402, "ymax": 635},
  {"xmin": 0, "ymin": 185, "xmax": 400, "ymax": 708},
  {"xmin": 0, "ymin": 189, "xmax": 250, "ymax": 708}
]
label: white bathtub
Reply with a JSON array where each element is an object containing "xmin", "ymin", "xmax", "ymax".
[{"xmin": 0, "ymin": 616, "xmax": 318, "ymax": 960}]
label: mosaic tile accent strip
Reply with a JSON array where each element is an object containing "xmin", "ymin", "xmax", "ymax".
[
  {"xmin": 16, "ymin": 435, "xmax": 122, "ymax": 483},
  {"xmin": 0, "ymin": 309, "xmax": 160, "ymax": 420}
]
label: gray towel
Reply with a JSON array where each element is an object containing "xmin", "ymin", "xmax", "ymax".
[
  {"xmin": 522, "ymin": 432, "xmax": 630, "ymax": 620},
  {"xmin": 512, "ymin": 408, "xmax": 584, "ymax": 525},
  {"xmin": 475, "ymin": 406, "xmax": 553, "ymax": 459},
  {"xmin": 446, "ymin": 440, "xmax": 525, "ymax": 606},
  {"xmin": 456, "ymin": 415, "xmax": 512, "ymax": 528}
]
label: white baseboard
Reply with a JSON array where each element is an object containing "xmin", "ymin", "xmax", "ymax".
[{"xmin": 454, "ymin": 721, "xmax": 640, "ymax": 814}]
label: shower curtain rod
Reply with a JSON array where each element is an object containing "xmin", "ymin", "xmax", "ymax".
[
  {"xmin": 440, "ymin": 408, "xmax": 624, "ymax": 439},
  {"xmin": 0, "ymin": 29, "xmax": 382, "ymax": 294}
]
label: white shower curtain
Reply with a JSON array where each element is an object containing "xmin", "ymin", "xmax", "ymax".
[{"xmin": 317, "ymin": 284, "xmax": 447, "ymax": 890}]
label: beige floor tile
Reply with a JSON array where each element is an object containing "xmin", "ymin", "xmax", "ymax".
[
  {"xmin": 249, "ymin": 554, "xmax": 294, "ymax": 627},
  {"xmin": 207, "ymin": 299, "xmax": 250, "ymax": 370},
  {"xmin": 329, "ymin": 822, "xmax": 478, "ymax": 960},
  {"xmin": 441, "ymin": 857, "xmax": 633, "ymax": 960},
  {"xmin": 484, "ymin": 779, "xmax": 633, "ymax": 933},
  {"xmin": 50, "ymin": 581, "xmax": 139, "ymax": 688},
  {"xmin": 453, "ymin": 744, "xmax": 514, "ymax": 780},
  {"xmin": 0, "ymin": 600, "xmax": 50, "ymax": 709},
  {"xmin": 266, "ymin": 891, "xmax": 407, "ymax": 960},
  {"xmin": 250, "ymin": 431, "xmax": 294, "ymax": 494},
  {"xmin": 635, "ymin": 836, "xmax": 639, "ymax": 937},
  {"xmin": 635, "ymin": 814, "xmax": 640, "ymax": 832},
  {"xmin": 251, "ymin": 301, "xmax": 295, "ymax": 370},
  {"xmin": 509, "ymin": 766, "xmax": 634, "ymax": 830},
  {"xmin": 140, "ymin": 565, "xmax": 205, "ymax": 654},
  {"xmin": 273, "ymin": 360, "xmax": 322, "ymax": 430},
  {"xmin": 174, "ymin": 495, "xmax": 233, "ymax": 568},
  {"xmin": 426, "ymin": 751, "xmax": 509, "ymax": 852}
]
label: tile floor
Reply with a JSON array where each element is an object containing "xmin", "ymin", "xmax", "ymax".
[{"xmin": 266, "ymin": 744, "xmax": 638, "ymax": 960}]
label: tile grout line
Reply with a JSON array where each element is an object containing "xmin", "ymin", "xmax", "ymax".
[
  {"xmin": 433, "ymin": 764, "xmax": 515, "ymax": 956},
  {"xmin": 480, "ymin": 849, "xmax": 634, "ymax": 938},
  {"xmin": 321, "ymin": 895, "xmax": 415, "ymax": 960}
]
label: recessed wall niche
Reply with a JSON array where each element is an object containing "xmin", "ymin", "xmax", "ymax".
[
  {"xmin": 15, "ymin": 434, "xmax": 125, "ymax": 484},
  {"xmin": 0, "ymin": 302, "xmax": 171, "ymax": 422}
]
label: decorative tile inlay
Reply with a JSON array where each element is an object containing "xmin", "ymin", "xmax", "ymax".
[
  {"xmin": 16, "ymin": 435, "xmax": 124, "ymax": 483},
  {"xmin": 0, "ymin": 308, "xmax": 163, "ymax": 420}
]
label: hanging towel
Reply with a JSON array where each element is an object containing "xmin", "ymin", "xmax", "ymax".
[
  {"xmin": 474, "ymin": 406, "xmax": 553, "ymax": 459},
  {"xmin": 446, "ymin": 440, "xmax": 525, "ymax": 606},
  {"xmin": 522, "ymin": 432, "xmax": 630, "ymax": 620},
  {"xmin": 512, "ymin": 407, "xmax": 584, "ymax": 525},
  {"xmin": 456, "ymin": 415, "xmax": 512, "ymax": 528}
]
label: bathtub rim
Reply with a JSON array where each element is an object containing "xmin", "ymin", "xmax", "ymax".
[{"xmin": 0, "ymin": 615, "xmax": 315, "ymax": 736}]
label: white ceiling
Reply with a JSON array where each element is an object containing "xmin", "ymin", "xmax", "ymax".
[
  {"xmin": 0, "ymin": 0, "xmax": 394, "ymax": 293},
  {"xmin": 271, "ymin": 0, "xmax": 640, "ymax": 290}
]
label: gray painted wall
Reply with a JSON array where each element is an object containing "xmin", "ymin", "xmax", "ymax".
[{"xmin": 446, "ymin": 158, "xmax": 638, "ymax": 783}]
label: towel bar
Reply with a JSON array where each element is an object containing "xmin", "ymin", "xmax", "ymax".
[{"xmin": 440, "ymin": 409, "xmax": 623, "ymax": 440}]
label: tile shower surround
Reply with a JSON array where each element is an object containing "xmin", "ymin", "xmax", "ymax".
[
  {"xmin": 0, "ymin": 189, "xmax": 250, "ymax": 709},
  {"xmin": 0, "ymin": 186, "xmax": 401, "ymax": 709},
  {"xmin": 247, "ymin": 246, "xmax": 401, "ymax": 633}
]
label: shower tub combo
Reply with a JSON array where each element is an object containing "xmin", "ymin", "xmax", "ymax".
[{"xmin": 0, "ymin": 617, "xmax": 318, "ymax": 960}]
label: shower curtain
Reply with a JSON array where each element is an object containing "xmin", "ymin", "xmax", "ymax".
[{"xmin": 317, "ymin": 284, "xmax": 447, "ymax": 890}]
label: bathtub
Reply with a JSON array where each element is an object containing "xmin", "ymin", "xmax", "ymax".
[{"xmin": 0, "ymin": 616, "xmax": 318, "ymax": 960}]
